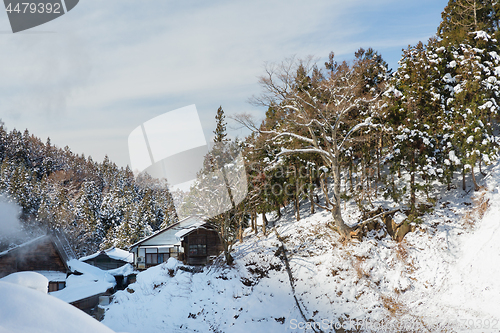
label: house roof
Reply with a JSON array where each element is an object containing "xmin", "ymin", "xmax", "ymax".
[
  {"xmin": 130, "ymin": 216, "xmax": 207, "ymax": 249},
  {"xmin": 79, "ymin": 247, "xmax": 133, "ymax": 264},
  {"xmin": 0, "ymin": 235, "xmax": 47, "ymax": 257},
  {"xmin": 0, "ymin": 230, "xmax": 75, "ymax": 271},
  {"xmin": 174, "ymin": 221, "xmax": 206, "ymax": 239},
  {"xmin": 51, "ymin": 259, "xmax": 116, "ymax": 304},
  {"xmin": 34, "ymin": 271, "xmax": 68, "ymax": 282},
  {"xmin": 51, "ymin": 230, "xmax": 77, "ymax": 266}
]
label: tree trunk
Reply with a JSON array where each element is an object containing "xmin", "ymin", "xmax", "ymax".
[
  {"xmin": 276, "ymin": 206, "xmax": 282, "ymax": 219},
  {"xmin": 479, "ymin": 158, "xmax": 486, "ymax": 176},
  {"xmin": 238, "ymin": 215, "xmax": 243, "ymax": 242},
  {"xmin": 290, "ymin": 164, "xmax": 298, "ymax": 221},
  {"xmin": 473, "ymin": 0, "xmax": 477, "ymax": 30},
  {"xmin": 261, "ymin": 212, "xmax": 267, "ymax": 236},
  {"xmin": 224, "ymin": 244, "xmax": 233, "ymax": 265},
  {"xmin": 410, "ymin": 171, "xmax": 416, "ymax": 212},
  {"xmin": 361, "ymin": 159, "xmax": 366, "ymax": 202},
  {"xmin": 377, "ymin": 134, "xmax": 382, "ymax": 180},
  {"xmin": 410, "ymin": 150, "xmax": 416, "ymax": 212},
  {"xmin": 471, "ymin": 163, "xmax": 480, "ymax": 191},
  {"xmin": 294, "ymin": 198, "xmax": 300, "ymax": 221},
  {"xmin": 349, "ymin": 162, "xmax": 354, "ymax": 194},
  {"xmin": 250, "ymin": 212, "xmax": 255, "ymax": 233},
  {"xmin": 330, "ymin": 162, "xmax": 351, "ymax": 238},
  {"xmin": 462, "ymin": 165, "xmax": 466, "ymax": 191},
  {"xmin": 217, "ymin": 223, "xmax": 233, "ymax": 265},
  {"xmin": 391, "ymin": 172, "xmax": 396, "ymax": 197},
  {"xmin": 309, "ymin": 183, "xmax": 314, "ymax": 214},
  {"xmin": 253, "ymin": 212, "xmax": 258, "ymax": 235}
]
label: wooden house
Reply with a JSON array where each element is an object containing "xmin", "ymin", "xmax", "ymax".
[
  {"xmin": 0, "ymin": 232, "xmax": 120, "ymax": 317},
  {"xmin": 0, "ymin": 231, "xmax": 75, "ymax": 292},
  {"xmin": 130, "ymin": 216, "xmax": 222, "ymax": 268},
  {"xmin": 79, "ymin": 247, "xmax": 133, "ymax": 270}
]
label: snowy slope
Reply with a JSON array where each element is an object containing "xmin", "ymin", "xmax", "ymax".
[
  {"xmin": 404, "ymin": 162, "xmax": 500, "ymax": 332},
  {"xmin": 102, "ymin": 163, "xmax": 500, "ymax": 333}
]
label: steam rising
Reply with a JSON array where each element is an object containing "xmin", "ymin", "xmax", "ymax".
[{"xmin": 0, "ymin": 195, "xmax": 22, "ymax": 238}]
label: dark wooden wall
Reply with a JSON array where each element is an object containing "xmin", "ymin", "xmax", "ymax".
[
  {"xmin": 183, "ymin": 228, "xmax": 222, "ymax": 265},
  {"xmin": 83, "ymin": 254, "xmax": 127, "ymax": 270},
  {"xmin": 0, "ymin": 237, "xmax": 67, "ymax": 278}
]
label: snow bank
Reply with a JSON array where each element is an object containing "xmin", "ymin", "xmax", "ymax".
[
  {"xmin": 103, "ymin": 257, "xmax": 294, "ymax": 333},
  {"xmin": 1, "ymin": 271, "xmax": 48, "ymax": 293},
  {"xmin": 429, "ymin": 162, "xmax": 500, "ymax": 321},
  {"xmin": 0, "ymin": 281, "xmax": 116, "ymax": 333}
]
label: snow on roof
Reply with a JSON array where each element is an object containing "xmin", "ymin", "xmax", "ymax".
[
  {"xmin": 174, "ymin": 221, "xmax": 206, "ymax": 239},
  {"xmin": 0, "ymin": 281, "xmax": 116, "ymax": 333},
  {"xmin": 0, "ymin": 271, "xmax": 49, "ymax": 294},
  {"xmin": 105, "ymin": 247, "xmax": 133, "ymax": 263},
  {"xmin": 140, "ymin": 245, "xmax": 175, "ymax": 249},
  {"xmin": 0, "ymin": 231, "xmax": 75, "ymax": 267},
  {"xmin": 51, "ymin": 259, "xmax": 116, "ymax": 304},
  {"xmin": 34, "ymin": 271, "xmax": 67, "ymax": 282},
  {"xmin": 107, "ymin": 263, "xmax": 136, "ymax": 277},
  {"xmin": 0, "ymin": 235, "xmax": 47, "ymax": 257},
  {"xmin": 130, "ymin": 215, "xmax": 205, "ymax": 248},
  {"xmin": 79, "ymin": 247, "xmax": 133, "ymax": 264}
]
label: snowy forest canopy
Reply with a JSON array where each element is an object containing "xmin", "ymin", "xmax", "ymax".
[
  {"xmin": 233, "ymin": 0, "xmax": 500, "ymax": 240},
  {"xmin": 0, "ymin": 123, "xmax": 178, "ymax": 256}
]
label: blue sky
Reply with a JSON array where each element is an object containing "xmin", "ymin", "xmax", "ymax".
[{"xmin": 0, "ymin": 0, "xmax": 448, "ymax": 168}]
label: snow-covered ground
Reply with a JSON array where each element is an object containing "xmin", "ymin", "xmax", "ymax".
[
  {"xmin": 102, "ymin": 163, "xmax": 500, "ymax": 333},
  {"xmin": 0, "ymin": 272, "xmax": 115, "ymax": 333}
]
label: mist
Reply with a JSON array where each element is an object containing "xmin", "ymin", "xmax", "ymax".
[{"xmin": 0, "ymin": 195, "xmax": 22, "ymax": 239}]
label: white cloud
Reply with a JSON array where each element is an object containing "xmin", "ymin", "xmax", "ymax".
[{"xmin": 0, "ymin": 0, "xmax": 448, "ymax": 167}]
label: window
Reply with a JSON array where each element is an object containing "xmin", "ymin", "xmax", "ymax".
[
  {"xmin": 48, "ymin": 281, "xmax": 66, "ymax": 292},
  {"xmin": 146, "ymin": 253, "xmax": 157, "ymax": 264},
  {"xmin": 146, "ymin": 252, "xmax": 169, "ymax": 265},
  {"xmin": 189, "ymin": 244, "xmax": 207, "ymax": 256}
]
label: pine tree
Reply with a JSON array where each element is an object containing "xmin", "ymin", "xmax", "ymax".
[
  {"xmin": 213, "ymin": 106, "xmax": 229, "ymax": 143},
  {"xmin": 386, "ymin": 41, "xmax": 443, "ymax": 211},
  {"xmin": 438, "ymin": 0, "xmax": 497, "ymax": 45},
  {"xmin": 445, "ymin": 33, "xmax": 500, "ymax": 190}
]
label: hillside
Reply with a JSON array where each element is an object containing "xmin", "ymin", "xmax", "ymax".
[
  {"xmin": 101, "ymin": 162, "xmax": 500, "ymax": 333},
  {"xmin": 0, "ymin": 124, "xmax": 178, "ymax": 257}
]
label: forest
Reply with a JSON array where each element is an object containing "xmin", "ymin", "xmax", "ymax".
[{"xmin": 0, "ymin": 122, "xmax": 178, "ymax": 256}]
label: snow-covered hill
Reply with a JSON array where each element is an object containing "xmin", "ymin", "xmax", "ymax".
[{"xmin": 102, "ymin": 163, "xmax": 500, "ymax": 333}]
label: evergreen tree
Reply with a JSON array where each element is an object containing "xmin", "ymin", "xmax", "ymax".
[
  {"xmin": 438, "ymin": 0, "xmax": 498, "ymax": 45},
  {"xmin": 213, "ymin": 106, "xmax": 229, "ymax": 143},
  {"xmin": 445, "ymin": 32, "xmax": 500, "ymax": 190},
  {"xmin": 385, "ymin": 41, "xmax": 443, "ymax": 211}
]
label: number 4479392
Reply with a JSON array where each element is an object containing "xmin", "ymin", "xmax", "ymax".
[{"xmin": 5, "ymin": 3, "xmax": 61, "ymax": 14}]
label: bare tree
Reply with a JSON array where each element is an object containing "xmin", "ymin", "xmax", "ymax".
[{"xmin": 236, "ymin": 53, "xmax": 385, "ymax": 239}]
